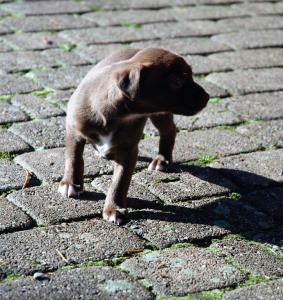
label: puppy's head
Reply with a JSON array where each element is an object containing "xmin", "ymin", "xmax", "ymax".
[{"xmin": 112, "ymin": 48, "xmax": 209, "ymax": 116}]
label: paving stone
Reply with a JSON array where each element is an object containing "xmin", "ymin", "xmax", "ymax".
[
  {"xmin": 0, "ymin": 51, "xmax": 56, "ymax": 73},
  {"xmin": 41, "ymin": 48, "xmax": 89, "ymax": 66},
  {"xmin": 222, "ymin": 278, "xmax": 283, "ymax": 300},
  {"xmin": 0, "ymin": 219, "xmax": 146, "ymax": 275},
  {"xmin": 126, "ymin": 197, "xmax": 272, "ymax": 249},
  {"xmin": 59, "ymin": 21, "xmax": 224, "ymax": 45},
  {"xmin": 0, "ymin": 159, "xmax": 26, "ymax": 192},
  {"xmin": 242, "ymin": 187, "xmax": 283, "ymax": 223},
  {"xmin": 173, "ymin": 5, "xmax": 248, "ymax": 20},
  {"xmin": 78, "ymin": 38, "xmax": 230, "ymax": 65},
  {"xmin": 121, "ymin": 247, "xmax": 245, "ymax": 296},
  {"xmin": 195, "ymin": 79, "xmax": 229, "ymax": 98},
  {"xmin": 0, "ymin": 50, "xmax": 88, "ymax": 73},
  {"xmin": 0, "ymin": 102, "xmax": 28, "ymax": 124},
  {"xmin": 226, "ymin": 92, "xmax": 283, "ymax": 121},
  {"xmin": 83, "ymin": 9, "xmax": 175, "ymax": 26},
  {"xmin": 86, "ymin": 0, "xmax": 243, "ymax": 11},
  {"xmin": 212, "ymin": 30, "xmax": 283, "ymax": 50},
  {"xmin": 14, "ymin": 145, "xmax": 114, "ymax": 183},
  {"xmin": 210, "ymin": 149, "xmax": 283, "ymax": 191},
  {"xmin": 4, "ymin": 15, "xmax": 95, "ymax": 32},
  {"xmin": 0, "ymin": 74, "xmax": 41, "ymax": 95},
  {"xmin": 1, "ymin": 1, "xmax": 92, "ymax": 16},
  {"xmin": 186, "ymin": 54, "xmax": 231, "ymax": 74},
  {"xmin": 7, "ymin": 184, "xmax": 105, "ymax": 225},
  {"xmin": 130, "ymin": 37, "xmax": 231, "ymax": 55},
  {"xmin": 236, "ymin": 120, "xmax": 283, "ymax": 148},
  {"xmin": 209, "ymin": 48, "xmax": 283, "ymax": 70},
  {"xmin": 175, "ymin": 102, "xmax": 242, "ymax": 130},
  {"xmin": 0, "ymin": 266, "xmax": 153, "ymax": 300},
  {"xmin": 212, "ymin": 239, "xmax": 283, "ymax": 276},
  {"xmin": 0, "ymin": 197, "xmax": 33, "ymax": 233},
  {"xmin": 0, "ymin": 22, "xmax": 12, "ymax": 35},
  {"xmin": 9, "ymin": 116, "xmax": 66, "ymax": 149},
  {"xmin": 75, "ymin": 44, "xmax": 126, "ymax": 64},
  {"xmin": 253, "ymin": 227, "xmax": 283, "ymax": 257},
  {"xmin": 11, "ymin": 95, "xmax": 64, "ymax": 120},
  {"xmin": 233, "ymin": 2, "xmax": 283, "ymax": 16},
  {"xmin": 91, "ymin": 175, "xmax": 159, "ymax": 207},
  {"xmin": 206, "ymin": 68, "xmax": 283, "ymax": 95},
  {"xmin": 140, "ymin": 128, "xmax": 259, "ymax": 163},
  {"xmin": 46, "ymin": 89, "xmax": 74, "ymax": 112},
  {"xmin": 0, "ymin": 128, "xmax": 31, "ymax": 154},
  {"xmin": 3, "ymin": 32, "xmax": 67, "ymax": 50},
  {"xmin": 132, "ymin": 165, "xmax": 237, "ymax": 202},
  {"xmin": 216, "ymin": 15, "xmax": 283, "ymax": 32},
  {"xmin": 144, "ymin": 104, "xmax": 241, "ymax": 137},
  {"xmin": 27, "ymin": 65, "xmax": 90, "ymax": 90},
  {"xmin": 0, "ymin": 40, "xmax": 11, "ymax": 52}
]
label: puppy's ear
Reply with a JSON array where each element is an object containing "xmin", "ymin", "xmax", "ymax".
[{"xmin": 116, "ymin": 62, "xmax": 152, "ymax": 100}]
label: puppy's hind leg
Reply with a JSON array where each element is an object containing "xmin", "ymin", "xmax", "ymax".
[{"xmin": 148, "ymin": 113, "xmax": 176, "ymax": 171}]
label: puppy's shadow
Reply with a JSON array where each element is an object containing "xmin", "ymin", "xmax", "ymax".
[{"xmin": 125, "ymin": 164, "xmax": 282, "ymax": 246}]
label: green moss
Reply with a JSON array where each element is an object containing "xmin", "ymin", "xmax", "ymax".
[
  {"xmin": 138, "ymin": 278, "xmax": 153, "ymax": 290},
  {"xmin": 194, "ymin": 155, "xmax": 216, "ymax": 166},
  {"xmin": 216, "ymin": 125, "xmax": 236, "ymax": 132},
  {"xmin": 122, "ymin": 22, "xmax": 142, "ymax": 29},
  {"xmin": 36, "ymin": 224, "xmax": 45, "ymax": 228},
  {"xmin": 31, "ymin": 88, "xmax": 54, "ymax": 98},
  {"xmin": 208, "ymin": 97, "xmax": 221, "ymax": 105},
  {"xmin": 90, "ymin": 4, "xmax": 102, "ymax": 11},
  {"xmin": 0, "ymin": 152, "xmax": 13, "ymax": 160},
  {"xmin": 154, "ymin": 175, "xmax": 180, "ymax": 184},
  {"xmin": 0, "ymin": 94, "xmax": 13, "ymax": 103},
  {"xmin": 78, "ymin": 257, "xmax": 127, "ymax": 269},
  {"xmin": 239, "ymin": 274, "xmax": 270, "ymax": 288},
  {"xmin": 265, "ymin": 145, "xmax": 277, "ymax": 151},
  {"xmin": 1, "ymin": 273, "xmax": 24, "ymax": 284},
  {"xmin": 59, "ymin": 42, "xmax": 76, "ymax": 52},
  {"xmin": 228, "ymin": 192, "xmax": 241, "ymax": 201},
  {"xmin": 0, "ymin": 123, "xmax": 13, "ymax": 129},
  {"xmin": 83, "ymin": 177, "xmax": 94, "ymax": 184}
]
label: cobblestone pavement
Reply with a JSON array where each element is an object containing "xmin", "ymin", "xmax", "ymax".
[{"xmin": 0, "ymin": 0, "xmax": 283, "ymax": 299}]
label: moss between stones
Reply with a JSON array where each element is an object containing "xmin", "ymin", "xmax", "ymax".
[
  {"xmin": 0, "ymin": 152, "xmax": 13, "ymax": 160},
  {"xmin": 208, "ymin": 97, "xmax": 221, "ymax": 105},
  {"xmin": 122, "ymin": 22, "xmax": 142, "ymax": 29},
  {"xmin": 58, "ymin": 42, "xmax": 76, "ymax": 52},
  {"xmin": 193, "ymin": 155, "xmax": 216, "ymax": 166},
  {"xmin": 31, "ymin": 88, "xmax": 55, "ymax": 98},
  {"xmin": 228, "ymin": 192, "xmax": 242, "ymax": 201},
  {"xmin": 216, "ymin": 125, "xmax": 236, "ymax": 132},
  {"xmin": 0, "ymin": 94, "xmax": 13, "ymax": 103},
  {"xmin": 157, "ymin": 289, "xmax": 224, "ymax": 300}
]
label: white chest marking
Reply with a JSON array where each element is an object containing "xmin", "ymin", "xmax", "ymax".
[{"xmin": 95, "ymin": 133, "xmax": 113, "ymax": 157}]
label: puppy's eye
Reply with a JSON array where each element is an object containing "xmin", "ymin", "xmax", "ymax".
[{"xmin": 168, "ymin": 74, "xmax": 184, "ymax": 89}]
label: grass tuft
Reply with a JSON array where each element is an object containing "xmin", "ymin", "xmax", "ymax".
[{"xmin": 194, "ymin": 155, "xmax": 216, "ymax": 166}]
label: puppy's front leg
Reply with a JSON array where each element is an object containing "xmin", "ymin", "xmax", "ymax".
[
  {"xmin": 103, "ymin": 146, "xmax": 138, "ymax": 225},
  {"xmin": 148, "ymin": 113, "xmax": 176, "ymax": 171},
  {"xmin": 58, "ymin": 127, "xmax": 86, "ymax": 198}
]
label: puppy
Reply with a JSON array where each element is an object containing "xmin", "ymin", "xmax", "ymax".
[{"xmin": 58, "ymin": 48, "xmax": 209, "ymax": 225}]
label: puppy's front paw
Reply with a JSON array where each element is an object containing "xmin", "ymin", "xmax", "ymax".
[
  {"xmin": 148, "ymin": 154, "xmax": 170, "ymax": 171},
  {"xmin": 58, "ymin": 181, "xmax": 83, "ymax": 198},
  {"xmin": 103, "ymin": 208, "xmax": 127, "ymax": 225}
]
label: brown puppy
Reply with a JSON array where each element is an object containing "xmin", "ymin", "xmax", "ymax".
[{"xmin": 58, "ymin": 48, "xmax": 209, "ymax": 225}]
